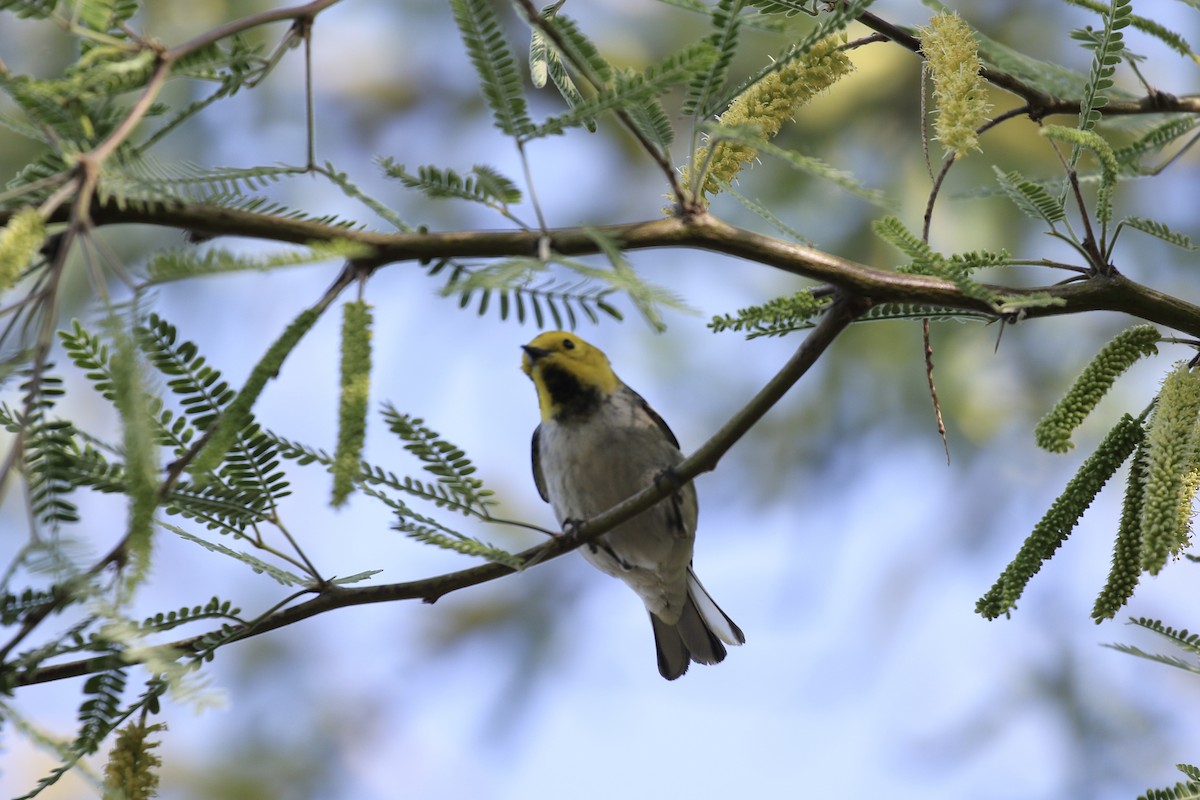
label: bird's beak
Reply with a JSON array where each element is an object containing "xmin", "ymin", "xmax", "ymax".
[{"xmin": 521, "ymin": 344, "xmax": 550, "ymax": 376}]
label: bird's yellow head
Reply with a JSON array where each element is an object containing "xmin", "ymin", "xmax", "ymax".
[{"xmin": 521, "ymin": 331, "xmax": 620, "ymax": 421}]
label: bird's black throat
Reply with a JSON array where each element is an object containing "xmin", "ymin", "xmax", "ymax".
[{"xmin": 540, "ymin": 364, "xmax": 602, "ymax": 420}]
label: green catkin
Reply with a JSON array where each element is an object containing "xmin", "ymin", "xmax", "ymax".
[
  {"xmin": 332, "ymin": 301, "xmax": 373, "ymax": 506},
  {"xmin": 102, "ymin": 721, "xmax": 166, "ymax": 800},
  {"xmin": 0, "ymin": 207, "xmax": 46, "ymax": 292},
  {"xmin": 977, "ymin": 413, "xmax": 1143, "ymax": 620},
  {"xmin": 1139, "ymin": 363, "xmax": 1200, "ymax": 575},
  {"xmin": 190, "ymin": 307, "xmax": 322, "ymax": 479},
  {"xmin": 679, "ymin": 34, "xmax": 854, "ymax": 202},
  {"xmin": 919, "ymin": 12, "xmax": 992, "ymax": 159},
  {"xmin": 108, "ymin": 322, "xmax": 160, "ymax": 585},
  {"xmin": 1092, "ymin": 436, "xmax": 1149, "ymax": 621},
  {"xmin": 1034, "ymin": 324, "xmax": 1160, "ymax": 453}
]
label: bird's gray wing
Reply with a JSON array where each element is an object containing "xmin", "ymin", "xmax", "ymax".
[
  {"xmin": 531, "ymin": 424, "xmax": 549, "ymax": 503},
  {"xmin": 632, "ymin": 390, "xmax": 681, "ymax": 450}
]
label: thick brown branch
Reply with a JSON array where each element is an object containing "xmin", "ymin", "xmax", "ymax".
[{"xmin": 20, "ymin": 203, "xmax": 1200, "ymax": 338}]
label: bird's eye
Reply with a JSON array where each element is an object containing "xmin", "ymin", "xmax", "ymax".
[{"xmin": 562, "ymin": 339, "xmax": 576, "ymax": 350}]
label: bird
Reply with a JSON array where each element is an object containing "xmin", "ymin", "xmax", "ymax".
[{"xmin": 521, "ymin": 330, "xmax": 744, "ymax": 679}]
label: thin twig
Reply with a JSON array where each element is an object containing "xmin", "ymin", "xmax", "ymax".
[{"xmin": 923, "ymin": 318, "xmax": 950, "ymax": 464}]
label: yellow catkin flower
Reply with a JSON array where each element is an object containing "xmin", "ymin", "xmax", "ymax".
[
  {"xmin": 103, "ymin": 721, "xmax": 166, "ymax": 800},
  {"xmin": 680, "ymin": 34, "xmax": 854, "ymax": 204},
  {"xmin": 920, "ymin": 12, "xmax": 992, "ymax": 159},
  {"xmin": 0, "ymin": 207, "xmax": 47, "ymax": 292}
]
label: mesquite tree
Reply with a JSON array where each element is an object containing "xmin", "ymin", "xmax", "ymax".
[{"xmin": 1, "ymin": 0, "xmax": 1199, "ymax": 797}]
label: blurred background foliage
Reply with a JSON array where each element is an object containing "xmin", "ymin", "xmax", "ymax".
[{"xmin": 2, "ymin": 1, "xmax": 1199, "ymax": 798}]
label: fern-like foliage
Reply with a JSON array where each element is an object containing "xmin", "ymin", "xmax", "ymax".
[
  {"xmin": 535, "ymin": 41, "xmax": 716, "ymax": 138},
  {"xmin": 1114, "ymin": 118, "xmax": 1200, "ymax": 174},
  {"xmin": 1064, "ymin": 0, "xmax": 1196, "ymax": 60},
  {"xmin": 992, "ymin": 167, "xmax": 1066, "ymax": 226},
  {"xmin": 63, "ymin": 315, "xmax": 291, "ymax": 528},
  {"xmin": 872, "ymin": 215, "xmax": 938, "ymax": 264},
  {"xmin": 1135, "ymin": 767, "xmax": 1200, "ymax": 800},
  {"xmin": 271, "ymin": 425, "xmax": 523, "ymax": 567},
  {"xmin": 622, "ymin": 83, "xmax": 676, "ymax": 151},
  {"xmin": 141, "ymin": 308, "xmax": 307, "ymax": 494},
  {"xmin": 581, "ymin": 228, "xmax": 692, "ymax": 332},
  {"xmin": 450, "ymin": 0, "xmax": 535, "ymax": 138},
  {"xmin": 382, "ymin": 405, "xmax": 497, "ymax": 516},
  {"xmin": 682, "ymin": 0, "xmax": 744, "ymax": 119},
  {"xmin": 744, "ymin": 0, "xmax": 817, "ymax": 15},
  {"xmin": 136, "ymin": 35, "xmax": 270, "ymax": 154},
  {"xmin": 160, "ymin": 522, "xmax": 307, "ymax": 587},
  {"xmin": 143, "ymin": 241, "xmax": 372, "ymax": 286},
  {"xmin": 0, "ymin": 0, "xmax": 57, "ymax": 19},
  {"xmin": 138, "ymin": 596, "xmax": 242, "ymax": 634},
  {"xmin": 431, "ymin": 244, "xmax": 686, "ymax": 331},
  {"xmin": 273, "ymin": 433, "xmax": 480, "ymax": 520},
  {"xmin": 1107, "ymin": 617, "xmax": 1200, "ymax": 676},
  {"xmin": 712, "ymin": 0, "xmax": 872, "ymax": 113},
  {"xmin": 432, "ymin": 258, "xmax": 623, "ymax": 328},
  {"xmin": 709, "ymin": 289, "xmax": 829, "ymax": 338},
  {"xmin": 378, "ymin": 160, "xmax": 523, "ymax": 214},
  {"xmin": 99, "ymin": 159, "xmax": 305, "ymax": 209},
  {"xmin": 75, "ymin": 668, "xmax": 128, "ymax": 755},
  {"xmin": 1072, "ymin": 0, "xmax": 1131, "ymax": 178},
  {"xmin": 529, "ymin": 3, "xmax": 596, "ymax": 133},
  {"xmin": 1041, "ymin": 125, "xmax": 1119, "ymax": 224},
  {"xmin": 0, "ymin": 587, "xmax": 58, "ymax": 625},
  {"xmin": 15, "ymin": 370, "xmax": 81, "ymax": 529},
  {"xmin": 872, "ymin": 216, "xmax": 1004, "ymax": 305},
  {"xmin": 533, "ymin": 10, "xmax": 614, "ymax": 86},
  {"xmin": 316, "ymin": 161, "xmax": 415, "ymax": 232},
  {"xmin": 398, "ymin": 522, "xmax": 524, "ymax": 569},
  {"xmin": 1119, "ymin": 217, "xmax": 1198, "ymax": 251}
]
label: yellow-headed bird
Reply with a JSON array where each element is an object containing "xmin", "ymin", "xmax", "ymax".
[{"xmin": 522, "ymin": 331, "xmax": 744, "ymax": 679}]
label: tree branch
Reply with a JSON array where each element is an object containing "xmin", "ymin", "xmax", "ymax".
[
  {"xmin": 11, "ymin": 295, "xmax": 864, "ymax": 687},
  {"xmin": 855, "ymin": 9, "xmax": 1200, "ymax": 119},
  {"xmin": 29, "ymin": 202, "xmax": 1200, "ymax": 337}
]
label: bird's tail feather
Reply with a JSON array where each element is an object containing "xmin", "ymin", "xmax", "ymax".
[{"xmin": 650, "ymin": 569, "xmax": 744, "ymax": 680}]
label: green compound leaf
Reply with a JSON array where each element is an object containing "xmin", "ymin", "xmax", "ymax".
[
  {"xmin": 1121, "ymin": 217, "xmax": 1199, "ymax": 251},
  {"xmin": 188, "ymin": 306, "xmax": 322, "ymax": 479},
  {"xmin": 682, "ymin": 0, "xmax": 744, "ymax": 119},
  {"xmin": 450, "ymin": 0, "xmax": 535, "ymax": 138},
  {"xmin": 992, "ymin": 167, "xmax": 1066, "ymax": 225},
  {"xmin": 709, "ymin": 289, "xmax": 828, "ymax": 338}
]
